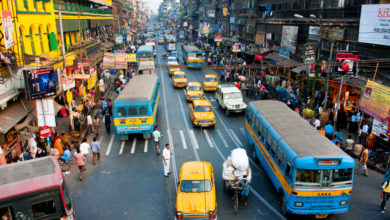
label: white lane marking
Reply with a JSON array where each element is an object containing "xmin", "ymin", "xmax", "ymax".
[
  {"xmin": 203, "ymin": 130, "xmax": 214, "ymax": 148},
  {"xmin": 130, "ymin": 137, "xmax": 137, "ymax": 154},
  {"xmin": 144, "ymin": 139, "xmax": 149, "ymax": 153},
  {"xmin": 158, "ymin": 54, "xmax": 178, "ymax": 187},
  {"xmin": 179, "ymin": 130, "xmax": 188, "ymax": 149},
  {"xmin": 188, "ymin": 129, "xmax": 200, "ymax": 150},
  {"xmin": 229, "ymin": 128, "xmax": 243, "ymax": 147},
  {"xmin": 240, "ymin": 127, "xmax": 246, "ymax": 137},
  {"xmin": 119, "ymin": 141, "xmax": 125, "ymax": 155},
  {"xmin": 216, "ymin": 129, "xmax": 229, "ymax": 148},
  {"xmin": 176, "ymin": 91, "xmax": 200, "ymax": 160},
  {"xmin": 249, "ymin": 185, "xmax": 286, "ymax": 220},
  {"xmin": 105, "ymin": 135, "xmax": 115, "ymax": 155}
]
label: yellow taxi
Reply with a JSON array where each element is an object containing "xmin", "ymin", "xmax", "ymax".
[
  {"xmin": 172, "ymin": 71, "xmax": 188, "ymax": 88},
  {"xmin": 189, "ymin": 99, "xmax": 216, "ymax": 127},
  {"xmin": 175, "ymin": 161, "xmax": 217, "ymax": 220},
  {"xmin": 158, "ymin": 38, "xmax": 164, "ymax": 44},
  {"xmin": 169, "ymin": 63, "xmax": 180, "ymax": 76},
  {"xmin": 185, "ymin": 82, "xmax": 204, "ymax": 101},
  {"xmin": 203, "ymin": 74, "xmax": 218, "ymax": 92}
]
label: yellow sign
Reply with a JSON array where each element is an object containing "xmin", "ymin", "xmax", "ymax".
[
  {"xmin": 223, "ymin": 8, "xmax": 228, "ymax": 16},
  {"xmin": 359, "ymin": 80, "xmax": 390, "ymax": 121},
  {"xmin": 87, "ymin": 67, "xmax": 97, "ymax": 90},
  {"xmin": 127, "ymin": 53, "xmax": 136, "ymax": 62},
  {"xmin": 66, "ymin": 91, "xmax": 73, "ymax": 103}
]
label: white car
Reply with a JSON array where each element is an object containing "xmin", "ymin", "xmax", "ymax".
[
  {"xmin": 215, "ymin": 84, "xmax": 247, "ymax": 116},
  {"xmin": 168, "ymin": 56, "xmax": 179, "ymax": 66}
]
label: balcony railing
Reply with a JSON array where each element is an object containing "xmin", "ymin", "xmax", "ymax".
[{"xmin": 53, "ymin": 1, "xmax": 112, "ymax": 15}]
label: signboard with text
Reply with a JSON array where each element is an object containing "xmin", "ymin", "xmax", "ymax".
[
  {"xmin": 255, "ymin": 33, "xmax": 265, "ymax": 46},
  {"xmin": 23, "ymin": 68, "xmax": 58, "ymax": 100},
  {"xmin": 1, "ymin": 10, "xmax": 14, "ymax": 49},
  {"xmin": 336, "ymin": 53, "xmax": 359, "ymax": 74},
  {"xmin": 308, "ymin": 26, "xmax": 320, "ymax": 41},
  {"xmin": 359, "ymin": 80, "xmax": 390, "ymax": 122},
  {"xmin": 359, "ymin": 4, "xmax": 390, "ymax": 46},
  {"xmin": 281, "ymin": 26, "xmax": 298, "ymax": 54}
]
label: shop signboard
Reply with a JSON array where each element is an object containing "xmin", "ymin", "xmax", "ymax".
[
  {"xmin": 308, "ymin": 26, "xmax": 321, "ymax": 41},
  {"xmin": 303, "ymin": 43, "xmax": 316, "ymax": 64},
  {"xmin": 321, "ymin": 28, "xmax": 344, "ymax": 41},
  {"xmin": 115, "ymin": 34, "xmax": 123, "ymax": 44},
  {"xmin": 87, "ymin": 67, "xmax": 97, "ymax": 90},
  {"xmin": 36, "ymin": 99, "xmax": 56, "ymax": 127},
  {"xmin": 336, "ymin": 53, "xmax": 359, "ymax": 74},
  {"xmin": 66, "ymin": 91, "xmax": 73, "ymax": 103},
  {"xmin": 115, "ymin": 53, "xmax": 128, "ymax": 69},
  {"xmin": 232, "ymin": 43, "xmax": 240, "ymax": 52},
  {"xmin": 266, "ymin": 33, "xmax": 272, "ymax": 40},
  {"xmin": 208, "ymin": 10, "xmax": 215, "ymax": 18},
  {"xmin": 359, "ymin": 4, "xmax": 390, "ymax": 46},
  {"xmin": 127, "ymin": 53, "xmax": 136, "ymax": 63},
  {"xmin": 372, "ymin": 119, "xmax": 389, "ymax": 141},
  {"xmin": 122, "ymin": 34, "xmax": 127, "ymax": 42},
  {"xmin": 281, "ymin": 26, "xmax": 298, "ymax": 54},
  {"xmin": 278, "ymin": 48, "xmax": 291, "ymax": 57},
  {"xmin": 1, "ymin": 10, "xmax": 14, "ymax": 49},
  {"xmin": 214, "ymin": 33, "xmax": 222, "ymax": 42},
  {"xmin": 23, "ymin": 68, "xmax": 58, "ymax": 100},
  {"xmin": 230, "ymin": 16, "xmax": 235, "ymax": 24},
  {"xmin": 255, "ymin": 33, "xmax": 265, "ymax": 46},
  {"xmin": 62, "ymin": 78, "xmax": 75, "ymax": 91},
  {"xmin": 359, "ymin": 80, "xmax": 390, "ymax": 122},
  {"xmin": 255, "ymin": 54, "xmax": 264, "ymax": 61},
  {"xmin": 215, "ymin": 24, "xmax": 218, "ymax": 32},
  {"xmin": 103, "ymin": 53, "xmax": 115, "ymax": 69},
  {"xmin": 241, "ymin": 43, "xmax": 245, "ymax": 52}
]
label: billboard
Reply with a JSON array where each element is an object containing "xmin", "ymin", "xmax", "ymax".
[
  {"xmin": 303, "ymin": 43, "xmax": 316, "ymax": 64},
  {"xmin": 359, "ymin": 4, "xmax": 390, "ymax": 46},
  {"xmin": 1, "ymin": 11, "xmax": 14, "ymax": 49},
  {"xmin": 255, "ymin": 33, "xmax": 265, "ymax": 46},
  {"xmin": 308, "ymin": 26, "xmax": 320, "ymax": 41},
  {"xmin": 103, "ymin": 53, "xmax": 115, "ymax": 69},
  {"xmin": 281, "ymin": 26, "xmax": 298, "ymax": 54},
  {"xmin": 23, "ymin": 68, "xmax": 58, "ymax": 100},
  {"xmin": 359, "ymin": 80, "xmax": 390, "ymax": 122},
  {"xmin": 336, "ymin": 53, "xmax": 359, "ymax": 74}
]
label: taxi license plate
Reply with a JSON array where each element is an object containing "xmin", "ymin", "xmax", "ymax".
[
  {"xmin": 199, "ymin": 123, "xmax": 211, "ymax": 125},
  {"xmin": 315, "ymin": 215, "xmax": 328, "ymax": 219}
]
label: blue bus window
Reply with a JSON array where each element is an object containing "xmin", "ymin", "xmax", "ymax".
[
  {"xmin": 262, "ymin": 128, "xmax": 267, "ymax": 143},
  {"xmin": 128, "ymin": 107, "xmax": 137, "ymax": 116},
  {"xmin": 117, "ymin": 107, "xmax": 127, "ymax": 117},
  {"xmin": 270, "ymin": 141, "xmax": 276, "ymax": 158},
  {"xmin": 277, "ymin": 147, "xmax": 283, "ymax": 166},
  {"xmin": 332, "ymin": 169, "xmax": 353, "ymax": 183},
  {"xmin": 285, "ymin": 163, "xmax": 292, "ymax": 181},
  {"xmin": 139, "ymin": 106, "xmax": 148, "ymax": 116}
]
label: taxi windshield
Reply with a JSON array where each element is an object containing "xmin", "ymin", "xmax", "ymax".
[
  {"xmin": 205, "ymin": 77, "xmax": 216, "ymax": 82},
  {"xmin": 168, "ymin": 57, "xmax": 177, "ymax": 63},
  {"xmin": 175, "ymin": 74, "xmax": 185, "ymax": 78},
  {"xmin": 180, "ymin": 180, "xmax": 212, "ymax": 192},
  {"xmin": 188, "ymin": 86, "xmax": 201, "ymax": 91},
  {"xmin": 195, "ymin": 106, "xmax": 211, "ymax": 112}
]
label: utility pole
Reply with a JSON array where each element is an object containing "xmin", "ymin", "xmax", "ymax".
[
  {"xmin": 78, "ymin": 10, "xmax": 82, "ymax": 59},
  {"xmin": 58, "ymin": 8, "xmax": 67, "ymax": 68},
  {"xmin": 323, "ymin": 40, "xmax": 334, "ymax": 109}
]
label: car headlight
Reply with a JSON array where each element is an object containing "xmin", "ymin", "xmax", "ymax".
[
  {"xmin": 294, "ymin": 202, "xmax": 303, "ymax": 207},
  {"xmin": 176, "ymin": 211, "xmax": 182, "ymax": 219},
  {"xmin": 340, "ymin": 200, "xmax": 348, "ymax": 206},
  {"xmin": 227, "ymin": 105, "xmax": 233, "ymax": 110},
  {"xmin": 242, "ymin": 103, "xmax": 247, "ymax": 108},
  {"xmin": 209, "ymin": 209, "xmax": 215, "ymax": 215}
]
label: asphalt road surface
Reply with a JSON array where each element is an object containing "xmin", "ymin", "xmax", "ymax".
[{"xmin": 65, "ymin": 42, "xmax": 389, "ymax": 220}]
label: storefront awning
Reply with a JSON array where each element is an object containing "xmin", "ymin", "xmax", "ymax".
[
  {"xmin": 0, "ymin": 100, "xmax": 33, "ymax": 134},
  {"xmin": 264, "ymin": 52, "xmax": 301, "ymax": 66},
  {"xmin": 291, "ymin": 65, "xmax": 308, "ymax": 74},
  {"xmin": 89, "ymin": 0, "xmax": 111, "ymax": 6}
]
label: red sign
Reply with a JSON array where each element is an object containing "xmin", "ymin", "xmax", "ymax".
[
  {"xmin": 335, "ymin": 53, "xmax": 359, "ymax": 61},
  {"xmin": 39, "ymin": 126, "xmax": 52, "ymax": 138},
  {"xmin": 255, "ymin": 54, "xmax": 264, "ymax": 61}
]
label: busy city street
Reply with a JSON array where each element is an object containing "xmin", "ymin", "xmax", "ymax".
[{"xmin": 1, "ymin": 0, "xmax": 390, "ymax": 220}]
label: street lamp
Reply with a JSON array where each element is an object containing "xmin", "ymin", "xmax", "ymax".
[{"xmin": 294, "ymin": 14, "xmax": 304, "ymax": 19}]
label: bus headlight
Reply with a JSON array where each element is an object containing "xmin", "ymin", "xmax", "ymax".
[
  {"xmin": 294, "ymin": 202, "xmax": 303, "ymax": 207},
  {"xmin": 340, "ymin": 200, "xmax": 348, "ymax": 206}
]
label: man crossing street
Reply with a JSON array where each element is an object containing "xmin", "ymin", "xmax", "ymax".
[{"xmin": 103, "ymin": 111, "xmax": 111, "ymax": 133}]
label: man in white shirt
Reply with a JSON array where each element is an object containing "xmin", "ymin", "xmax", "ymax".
[
  {"xmin": 313, "ymin": 115, "xmax": 321, "ymax": 130},
  {"xmin": 152, "ymin": 126, "xmax": 161, "ymax": 155},
  {"xmin": 162, "ymin": 144, "xmax": 171, "ymax": 177},
  {"xmin": 79, "ymin": 138, "xmax": 90, "ymax": 159},
  {"xmin": 87, "ymin": 114, "xmax": 93, "ymax": 135}
]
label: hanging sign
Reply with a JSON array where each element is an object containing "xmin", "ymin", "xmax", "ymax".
[
  {"xmin": 39, "ymin": 126, "xmax": 52, "ymax": 138},
  {"xmin": 1, "ymin": 11, "xmax": 14, "ymax": 49}
]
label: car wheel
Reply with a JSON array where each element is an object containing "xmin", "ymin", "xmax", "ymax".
[
  {"xmin": 225, "ymin": 109, "xmax": 230, "ymax": 116},
  {"xmin": 279, "ymin": 192, "xmax": 288, "ymax": 216}
]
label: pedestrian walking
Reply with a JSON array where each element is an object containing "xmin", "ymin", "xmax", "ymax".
[
  {"xmin": 90, "ymin": 137, "xmax": 101, "ymax": 165},
  {"xmin": 74, "ymin": 148, "xmax": 86, "ymax": 181},
  {"xmin": 381, "ymin": 179, "xmax": 390, "ymax": 214},
  {"xmin": 108, "ymin": 99, "xmax": 113, "ymax": 116},
  {"xmin": 79, "ymin": 138, "xmax": 90, "ymax": 159},
  {"xmin": 93, "ymin": 116, "xmax": 101, "ymax": 135},
  {"xmin": 162, "ymin": 144, "xmax": 171, "ymax": 177},
  {"xmin": 87, "ymin": 114, "xmax": 93, "ymax": 135},
  {"xmin": 345, "ymin": 135, "xmax": 355, "ymax": 157},
  {"xmin": 355, "ymin": 145, "xmax": 369, "ymax": 176},
  {"xmin": 103, "ymin": 111, "xmax": 111, "ymax": 133},
  {"xmin": 152, "ymin": 126, "xmax": 161, "ymax": 155}
]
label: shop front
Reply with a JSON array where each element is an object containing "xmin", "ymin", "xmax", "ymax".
[{"xmin": 328, "ymin": 78, "xmax": 365, "ymax": 112}]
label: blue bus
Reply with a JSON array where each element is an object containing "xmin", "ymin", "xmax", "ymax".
[
  {"xmin": 113, "ymin": 74, "xmax": 160, "ymax": 140},
  {"xmin": 136, "ymin": 45, "xmax": 154, "ymax": 64},
  {"xmin": 245, "ymin": 100, "xmax": 355, "ymax": 218},
  {"xmin": 183, "ymin": 45, "xmax": 203, "ymax": 67}
]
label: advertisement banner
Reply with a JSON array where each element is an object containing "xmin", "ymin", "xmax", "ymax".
[
  {"xmin": 103, "ymin": 53, "xmax": 115, "ymax": 69},
  {"xmin": 115, "ymin": 34, "xmax": 123, "ymax": 44},
  {"xmin": 308, "ymin": 26, "xmax": 320, "ymax": 41},
  {"xmin": 372, "ymin": 119, "xmax": 389, "ymax": 141},
  {"xmin": 1, "ymin": 11, "xmax": 14, "ymax": 49},
  {"xmin": 62, "ymin": 78, "xmax": 75, "ymax": 91},
  {"xmin": 115, "ymin": 53, "xmax": 127, "ymax": 69},
  {"xmin": 87, "ymin": 67, "xmax": 97, "ymax": 90},
  {"xmin": 281, "ymin": 26, "xmax": 298, "ymax": 54},
  {"xmin": 36, "ymin": 99, "xmax": 56, "ymax": 127},
  {"xmin": 23, "ymin": 68, "xmax": 58, "ymax": 100},
  {"xmin": 359, "ymin": 4, "xmax": 390, "ymax": 46},
  {"xmin": 230, "ymin": 16, "xmax": 235, "ymax": 24},
  {"xmin": 266, "ymin": 33, "xmax": 272, "ymax": 40},
  {"xmin": 255, "ymin": 33, "xmax": 265, "ymax": 46},
  {"xmin": 278, "ymin": 48, "xmax": 291, "ymax": 57},
  {"xmin": 127, "ymin": 53, "xmax": 136, "ymax": 63},
  {"xmin": 303, "ymin": 43, "xmax": 316, "ymax": 64},
  {"xmin": 359, "ymin": 80, "xmax": 390, "ymax": 122},
  {"xmin": 208, "ymin": 10, "xmax": 215, "ymax": 18},
  {"xmin": 214, "ymin": 33, "xmax": 222, "ymax": 42},
  {"xmin": 321, "ymin": 28, "xmax": 344, "ymax": 41},
  {"xmin": 232, "ymin": 42, "xmax": 241, "ymax": 52},
  {"xmin": 336, "ymin": 53, "xmax": 359, "ymax": 74}
]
